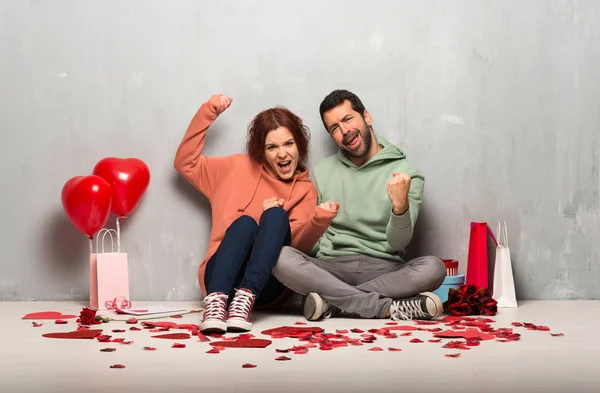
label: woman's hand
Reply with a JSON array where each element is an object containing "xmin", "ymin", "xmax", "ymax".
[
  {"xmin": 208, "ymin": 94, "xmax": 233, "ymax": 115},
  {"xmin": 318, "ymin": 202, "xmax": 339, "ymax": 212},
  {"xmin": 263, "ymin": 197, "xmax": 284, "ymax": 211}
]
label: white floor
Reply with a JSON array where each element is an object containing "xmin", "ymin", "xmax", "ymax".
[{"xmin": 1, "ymin": 300, "xmax": 598, "ymax": 393}]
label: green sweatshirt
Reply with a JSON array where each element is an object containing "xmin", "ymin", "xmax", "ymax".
[{"xmin": 310, "ymin": 136, "xmax": 424, "ymax": 262}]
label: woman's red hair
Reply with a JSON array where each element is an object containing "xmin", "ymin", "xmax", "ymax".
[{"xmin": 246, "ymin": 107, "xmax": 310, "ymax": 165}]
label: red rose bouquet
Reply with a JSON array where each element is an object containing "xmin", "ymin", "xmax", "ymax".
[{"xmin": 448, "ymin": 285, "xmax": 498, "ymax": 316}]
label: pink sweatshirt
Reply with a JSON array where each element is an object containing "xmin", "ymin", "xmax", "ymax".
[{"xmin": 174, "ymin": 101, "xmax": 336, "ymax": 296}]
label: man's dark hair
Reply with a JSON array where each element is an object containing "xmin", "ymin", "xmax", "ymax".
[{"xmin": 319, "ymin": 89, "xmax": 366, "ymax": 130}]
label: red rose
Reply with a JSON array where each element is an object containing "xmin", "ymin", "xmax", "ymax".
[
  {"xmin": 447, "ymin": 288, "xmax": 463, "ymax": 304},
  {"xmin": 449, "ymin": 302, "xmax": 473, "ymax": 316},
  {"xmin": 79, "ymin": 307, "xmax": 97, "ymax": 325},
  {"xmin": 459, "ymin": 285, "xmax": 479, "ymax": 301},
  {"xmin": 479, "ymin": 299, "xmax": 498, "ymax": 316}
]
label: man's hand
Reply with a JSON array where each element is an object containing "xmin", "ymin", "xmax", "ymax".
[
  {"xmin": 386, "ymin": 172, "xmax": 411, "ymax": 215},
  {"xmin": 318, "ymin": 201, "xmax": 340, "ymax": 212},
  {"xmin": 263, "ymin": 197, "xmax": 284, "ymax": 211},
  {"xmin": 208, "ymin": 94, "xmax": 233, "ymax": 116}
]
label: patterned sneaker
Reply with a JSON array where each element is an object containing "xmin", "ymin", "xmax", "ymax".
[
  {"xmin": 226, "ymin": 288, "xmax": 256, "ymax": 332},
  {"xmin": 389, "ymin": 292, "xmax": 443, "ymax": 321},
  {"xmin": 303, "ymin": 292, "xmax": 340, "ymax": 321},
  {"xmin": 200, "ymin": 292, "xmax": 228, "ymax": 333}
]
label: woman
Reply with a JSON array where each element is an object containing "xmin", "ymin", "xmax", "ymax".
[{"xmin": 174, "ymin": 94, "xmax": 338, "ymax": 333}]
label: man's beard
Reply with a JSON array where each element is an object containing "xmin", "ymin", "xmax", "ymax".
[{"xmin": 342, "ymin": 124, "xmax": 373, "ymax": 159}]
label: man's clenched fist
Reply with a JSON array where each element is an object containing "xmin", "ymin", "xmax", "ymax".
[{"xmin": 386, "ymin": 172, "xmax": 411, "ymax": 215}]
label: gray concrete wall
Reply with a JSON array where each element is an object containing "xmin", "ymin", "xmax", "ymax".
[{"xmin": 1, "ymin": 0, "xmax": 599, "ymax": 301}]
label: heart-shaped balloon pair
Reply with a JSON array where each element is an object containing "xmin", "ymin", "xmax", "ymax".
[{"xmin": 61, "ymin": 158, "xmax": 150, "ymax": 238}]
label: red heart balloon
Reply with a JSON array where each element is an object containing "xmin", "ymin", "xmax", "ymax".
[
  {"xmin": 93, "ymin": 157, "xmax": 150, "ymax": 217},
  {"xmin": 61, "ymin": 175, "xmax": 112, "ymax": 238}
]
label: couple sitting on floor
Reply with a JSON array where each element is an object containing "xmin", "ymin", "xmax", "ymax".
[{"xmin": 174, "ymin": 89, "xmax": 446, "ymax": 333}]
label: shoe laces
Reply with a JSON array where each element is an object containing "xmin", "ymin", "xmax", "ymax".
[
  {"xmin": 322, "ymin": 304, "xmax": 337, "ymax": 319},
  {"xmin": 389, "ymin": 298, "xmax": 426, "ymax": 321},
  {"xmin": 202, "ymin": 292, "xmax": 228, "ymax": 321},
  {"xmin": 228, "ymin": 289, "xmax": 255, "ymax": 320}
]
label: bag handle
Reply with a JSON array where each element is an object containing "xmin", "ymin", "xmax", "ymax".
[
  {"xmin": 496, "ymin": 221, "xmax": 508, "ymax": 248},
  {"xmin": 89, "ymin": 228, "xmax": 119, "ymax": 254}
]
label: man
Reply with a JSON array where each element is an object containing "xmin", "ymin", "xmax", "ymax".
[{"xmin": 272, "ymin": 89, "xmax": 446, "ymax": 321}]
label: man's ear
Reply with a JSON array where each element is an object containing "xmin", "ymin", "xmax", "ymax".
[{"xmin": 363, "ymin": 109, "xmax": 373, "ymax": 126}]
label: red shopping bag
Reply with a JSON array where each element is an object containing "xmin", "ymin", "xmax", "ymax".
[{"xmin": 465, "ymin": 222, "xmax": 498, "ymax": 289}]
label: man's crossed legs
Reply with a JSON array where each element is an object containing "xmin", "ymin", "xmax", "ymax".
[{"xmin": 272, "ymin": 246, "xmax": 447, "ymax": 321}]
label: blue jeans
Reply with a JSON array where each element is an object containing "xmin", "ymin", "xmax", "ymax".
[{"xmin": 204, "ymin": 207, "xmax": 290, "ymax": 307}]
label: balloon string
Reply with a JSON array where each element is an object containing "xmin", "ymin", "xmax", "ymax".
[
  {"xmin": 116, "ymin": 217, "xmax": 121, "ymax": 253},
  {"xmin": 89, "ymin": 238, "xmax": 93, "ymax": 254}
]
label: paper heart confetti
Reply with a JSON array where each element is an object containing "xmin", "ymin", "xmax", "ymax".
[
  {"xmin": 23, "ymin": 311, "xmax": 77, "ymax": 320},
  {"xmin": 210, "ymin": 338, "xmax": 272, "ymax": 348},
  {"xmin": 151, "ymin": 333, "xmax": 191, "ymax": 340},
  {"xmin": 43, "ymin": 329, "xmax": 103, "ymax": 339}
]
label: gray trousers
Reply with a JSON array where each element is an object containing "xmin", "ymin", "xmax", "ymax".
[{"xmin": 272, "ymin": 246, "xmax": 446, "ymax": 319}]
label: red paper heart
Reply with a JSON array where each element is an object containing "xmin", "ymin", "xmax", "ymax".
[
  {"xmin": 93, "ymin": 157, "xmax": 150, "ymax": 217},
  {"xmin": 434, "ymin": 328, "xmax": 495, "ymax": 341},
  {"xmin": 151, "ymin": 333, "xmax": 191, "ymax": 340},
  {"xmin": 142, "ymin": 322, "xmax": 178, "ymax": 329},
  {"xmin": 22, "ymin": 311, "xmax": 77, "ymax": 320},
  {"xmin": 210, "ymin": 339, "xmax": 272, "ymax": 348},
  {"xmin": 43, "ymin": 329, "xmax": 103, "ymax": 339},
  {"xmin": 61, "ymin": 175, "xmax": 112, "ymax": 237},
  {"xmin": 261, "ymin": 326, "xmax": 323, "ymax": 336}
]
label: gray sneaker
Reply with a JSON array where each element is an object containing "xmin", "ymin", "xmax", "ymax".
[
  {"xmin": 389, "ymin": 292, "xmax": 443, "ymax": 321},
  {"xmin": 303, "ymin": 293, "xmax": 341, "ymax": 321}
]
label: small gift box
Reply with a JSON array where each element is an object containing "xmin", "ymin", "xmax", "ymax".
[{"xmin": 442, "ymin": 259, "xmax": 459, "ymax": 276}]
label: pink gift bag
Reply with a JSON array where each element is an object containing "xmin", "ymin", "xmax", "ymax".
[
  {"xmin": 465, "ymin": 222, "xmax": 498, "ymax": 289},
  {"xmin": 89, "ymin": 229, "xmax": 130, "ymax": 310}
]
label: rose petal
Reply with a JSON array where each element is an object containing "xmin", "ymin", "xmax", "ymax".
[
  {"xmin": 336, "ymin": 329, "xmax": 349, "ymax": 334},
  {"xmin": 109, "ymin": 364, "xmax": 126, "ymax": 369},
  {"xmin": 172, "ymin": 343, "xmax": 187, "ymax": 348},
  {"xmin": 121, "ymin": 341, "xmax": 134, "ymax": 345},
  {"xmin": 206, "ymin": 348, "xmax": 220, "ymax": 353},
  {"xmin": 294, "ymin": 321, "xmax": 307, "ymax": 325},
  {"xmin": 401, "ymin": 332, "xmax": 413, "ymax": 337},
  {"xmin": 100, "ymin": 348, "xmax": 116, "ymax": 352},
  {"xmin": 129, "ymin": 327, "xmax": 142, "ymax": 331},
  {"xmin": 368, "ymin": 347, "xmax": 384, "ymax": 351},
  {"xmin": 350, "ymin": 328, "xmax": 364, "ymax": 333},
  {"xmin": 126, "ymin": 318, "xmax": 138, "ymax": 324},
  {"xmin": 428, "ymin": 339, "xmax": 442, "ymax": 343},
  {"xmin": 445, "ymin": 353, "xmax": 461, "ymax": 358},
  {"xmin": 144, "ymin": 347, "xmax": 157, "ymax": 351},
  {"xmin": 112, "ymin": 329, "xmax": 126, "ymax": 333},
  {"xmin": 55, "ymin": 320, "xmax": 68, "ymax": 324},
  {"xmin": 170, "ymin": 315, "xmax": 183, "ymax": 319},
  {"xmin": 388, "ymin": 347, "xmax": 402, "ymax": 351},
  {"xmin": 242, "ymin": 363, "xmax": 257, "ymax": 368},
  {"xmin": 275, "ymin": 356, "xmax": 291, "ymax": 361},
  {"xmin": 511, "ymin": 322, "xmax": 524, "ymax": 327},
  {"xmin": 32, "ymin": 322, "xmax": 43, "ymax": 327},
  {"xmin": 550, "ymin": 333, "xmax": 564, "ymax": 337},
  {"xmin": 409, "ymin": 338, "xmax": 423, "ymax": 343},
  {"xmin": 197, "ymin": 332, "xmax": 210, "ymax": 342},
  {"xmin": 385, "ymin": 322, "xmax": 398, "ymax": 326}
]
